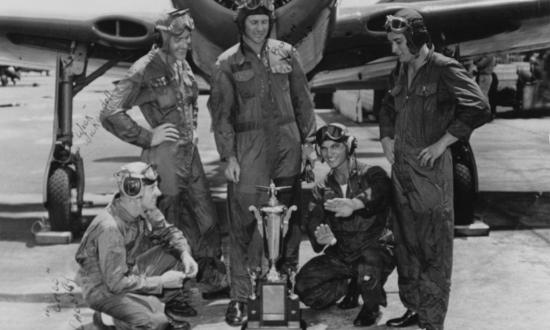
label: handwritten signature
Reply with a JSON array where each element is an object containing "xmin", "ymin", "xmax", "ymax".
[
  {"xmin": 44, "ymin": 267, "xmax": 83, "ymax": 330},
  {"xmin": 74, "ymin": 114, "xmax": 101, "ymax": 146}
]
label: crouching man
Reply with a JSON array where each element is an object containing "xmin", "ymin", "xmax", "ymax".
[
  {"xmin": 75, "ymin": 162, "xmax": 198, "ymax": 330},
  {"xmin": 295, "ymin": 123, "xmax": 395, "ymax": 327}
]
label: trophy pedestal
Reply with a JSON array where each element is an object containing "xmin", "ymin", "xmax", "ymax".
[{"xmin": 246, "ymin": 277, "xmax": 303, "ymax": 330}]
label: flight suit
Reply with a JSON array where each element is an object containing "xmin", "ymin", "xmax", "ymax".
[
  {"xmin": 208, "ymin": 39, "xmax": 316, "ymax": 301},
  {"xmin": 75, "ymin": 198, "xmax": 190, "ymax": 330},
  {"xmin": 295, "ymin": 162, "xmax": 394, "ymax": 312},
  {"xmin": 100, "ymin": 48, "xmax": 226, "ymax": 293},
  {"xmin": 379, "ymin": 50, "xmax": 490, "ymax": 330}
]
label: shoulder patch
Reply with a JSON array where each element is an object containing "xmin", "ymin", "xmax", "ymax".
[
  {"xmin": 126, "ymin": 50, "xmax": 156, "ymax": 81},
  {"xmin": 266, "ymin": 39, "xmax": 294, "ymax": 74}
]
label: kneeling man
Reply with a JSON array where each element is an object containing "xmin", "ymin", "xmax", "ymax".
[
  {"xmin": 295, "ymin": 123, "xmax": 395, "ymax": 327},
  {"xmin": 75, "ymin": 162, "xmax": 198, "ymax": 330}
]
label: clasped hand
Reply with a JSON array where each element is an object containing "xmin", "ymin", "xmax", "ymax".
[{"xmin": 324, "ymin": 198, "xmax": 356, "ymax": 217}]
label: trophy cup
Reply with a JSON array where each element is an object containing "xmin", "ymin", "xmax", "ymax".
[{"xmin": 246, "ymin": 181, "xmax": 304, "ymax": 330}]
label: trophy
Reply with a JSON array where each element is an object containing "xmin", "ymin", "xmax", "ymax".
[{"xmin": 246, "ymin": 181, "xmax": 304, "ymax": 330}]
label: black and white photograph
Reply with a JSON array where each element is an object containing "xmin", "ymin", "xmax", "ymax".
[{"xmin": 0, "ymin": 0, "xmax": 549, "ymax": 329}]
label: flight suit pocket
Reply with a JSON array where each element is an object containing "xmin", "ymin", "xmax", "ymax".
[
  {"xmin": 148, "ymin": 76, "xmax": 178, "ymax": 109},
  {"xmin": 233, "ymin": 69, "xmax": 255, "ymax": 99},
  {"xmin": 414, "ymin": 83, "xmax": 437, "ymax": 97},
  {"xmin": 390, "ymin": 84, "xmax": 405, "ymax": 111}
]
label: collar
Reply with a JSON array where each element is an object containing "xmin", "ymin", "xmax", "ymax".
[
  {"xmin": 326, "ymin": 159, "xmax": 360, "ymax": 187},
  {"xmin": 110, "ymin": 195, "xmax": 141, "ymax": 223},
  {"xmin": 237, "ymin": 38, "xmax": 268, "ymax": 64}
]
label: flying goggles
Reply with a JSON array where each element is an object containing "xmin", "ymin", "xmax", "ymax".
[
  {"xmin": 115, "ymin": 163, "xmax": 159, "ymax": 197},
  {"xmin": 384, "ymin": 15, "xmax": 410, "ymax": 33},
  {"xmin": 236, "ymin": 0, "xmax": 275, "ymax": 11},
  {"xmin": 315, "ymin": 124, "xmax": 349, "ymax": 145},
  {"xmin": 156, "ymin": 9, "xmax": 195, "ymax": 36}
]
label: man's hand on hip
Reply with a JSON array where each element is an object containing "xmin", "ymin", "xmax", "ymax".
[{"xmin": 151, "ymin": 123, "xmax": 179, "ymax": 147}]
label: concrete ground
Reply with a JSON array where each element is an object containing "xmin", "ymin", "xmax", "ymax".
[{"xmin": 0, "ymin": 73, "xmax": 549, "ymax": 330}]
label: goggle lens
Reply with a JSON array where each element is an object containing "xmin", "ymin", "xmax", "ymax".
[
  {"xmin": 316, "ymin": 125, "xmax": 346, "ymax": 145},
  {"xmin": 157, "ymin": 9, "xmax": 194, "ymax": 35},
  {"xmin": 237, "ymin": 0, "xmax": 274, "ymax": 11},
  {"xmin": 385, "ymin": 15, "xmax": 410, "ymax": 33}
]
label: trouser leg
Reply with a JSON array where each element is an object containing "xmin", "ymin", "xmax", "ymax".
[
  {"xmin": 273, "ymin": 176, "xmax": 302, "ymax": 274},
  {"xmin": 415, "ymin": 204, "xmax": 453, "ymax": 330},
  {"xmin": 91, "ymin": 246, "xmax": 185, "ymax": 330},
  {"xmin": 294, "ymin": 254, "xmax": 352, "ymax": 310},
  {"xmin": 94, "ymin": 293, "xmax": 168, "ymax": 330},
  {"xmin": 356, "ymin": 247, "xmax": 395, "ymax": 312},
  {"xmin": 392, "ymin": 173, "xmax": 422, "ymax": 313},
  {"xmin": 227, "ymin": 183, "xmax": 263, "ymax": 301},
  {"xmin": 158, "ymin": 148, "xmax": 227, "ymax": 293},
  {"xmin": 392, "ymin": 153, "xmax": 454, "ymax": 330}
]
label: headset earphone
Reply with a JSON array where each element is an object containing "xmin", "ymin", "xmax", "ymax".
[
  {"xmin": 122, "ymin": 175, "xmax": 144, "ymax": 197},
  {"xmin": 407, "ymin": 18, "xmax": 430, "ymax": 54},
  {"xmin": 115, "ymin": 163, "xmax": 158, "ymax": 198},
  {"xmin": 315, "ymin": 123, "xmax": 358, "ymax": 161}
]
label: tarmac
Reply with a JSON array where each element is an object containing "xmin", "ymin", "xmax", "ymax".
[{"xmin": 0, "ymin": 73, "xmax": 549, "ymax": 330}]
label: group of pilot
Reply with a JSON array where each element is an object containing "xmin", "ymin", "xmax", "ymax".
[{"xmin": 75, "ymin": 1, "xmax": 490, "ymax": 330}]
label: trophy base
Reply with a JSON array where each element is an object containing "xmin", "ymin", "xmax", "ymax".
[
  {"xmin": 245, "ymin": 278, "xmax": 305, "ymax": 330},
  {"xmin": 243, "ymin": 320, "xmax": 306, "ymax": 330}
]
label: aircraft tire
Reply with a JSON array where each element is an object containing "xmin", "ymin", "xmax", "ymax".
[
  {"xmin": 47, "ymin": 167, "xmax": 72, "ymax": 231},
  {"xmin": 453, "ymin": 159, "xmax": 475, "ymax": 226},
  {"xmin": 313, "ymin": 91, "xmax": 334, "ymax": 109}
]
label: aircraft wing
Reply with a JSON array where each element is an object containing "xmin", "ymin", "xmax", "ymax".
[
  {"xmin": 1, "ymin": 0, "xmax": 550, "ymax": 90},
  {"xmin": 0, "ymin": 0, "xmax": 177, "ymax": 72},
  {"xmin": 311, "ymin": 0, "xmax": 550, "ymax": 90}
]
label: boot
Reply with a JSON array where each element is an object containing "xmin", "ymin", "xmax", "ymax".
[
  {"xmin": 225, "ymin": 300, "xmax": 248, "ymax": 326},
  {"xmin": 386, "ymin": 310, "xmax": 419, "ymax": 327},
  {"xmin": 165, "ymin": 300, "xmax": 197, "ymax": 324},
  {"xmin": 338, "ymin": 277, "xmax": 359, "ymax": 309},
  {"xmin": 353, "ymin": 305, "xmax": 381, "ymax": 327}
]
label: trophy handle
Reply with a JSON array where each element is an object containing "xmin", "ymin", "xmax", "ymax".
[
  {"xmin": 282, "ymin": 205, "xmax": 297, "ymax": 238},
  {"xmin": 249, "ymin": 205, "xmax": 263, "ymax": 238}
]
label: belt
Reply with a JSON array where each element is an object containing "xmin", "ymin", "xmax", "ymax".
[{"xmin": 234, "ymin": 116, "xmax": 295, "ymax": 133}]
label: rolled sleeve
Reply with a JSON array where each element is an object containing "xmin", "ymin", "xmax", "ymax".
[
  {"xmin": 208, "ymin": 64, "xmax": 237, "ymax": 161},
  {"xmin": 442, "ymin": 61, "xmax": 491, "ymax": 140},
  {"xmin": 100, "ymin": 69, "xmax": 153, "ymax": 149}
]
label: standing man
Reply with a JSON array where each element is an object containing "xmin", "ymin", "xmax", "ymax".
[
  {"xmin": 100, "ymin": 9, "xmax": 228, "ymax": 300},
  {"xmin": 295, "ymin": 123, "xmax": 395, "ymax": 327},
  {"xmin": 379, "ymin": 9, "xmax": 490, "ymax": 330},
  {"xmin": 75, "ymin": 162, "xmax": 198, "ymax": 330},
  {"xmin": 208, "ymin": 0, "xmax": 316, "ymax": 326}
]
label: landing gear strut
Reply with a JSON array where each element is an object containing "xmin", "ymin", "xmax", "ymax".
[{"xmin": 43, "ymin": 42, "xmax": 119, "ymax": 233}]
